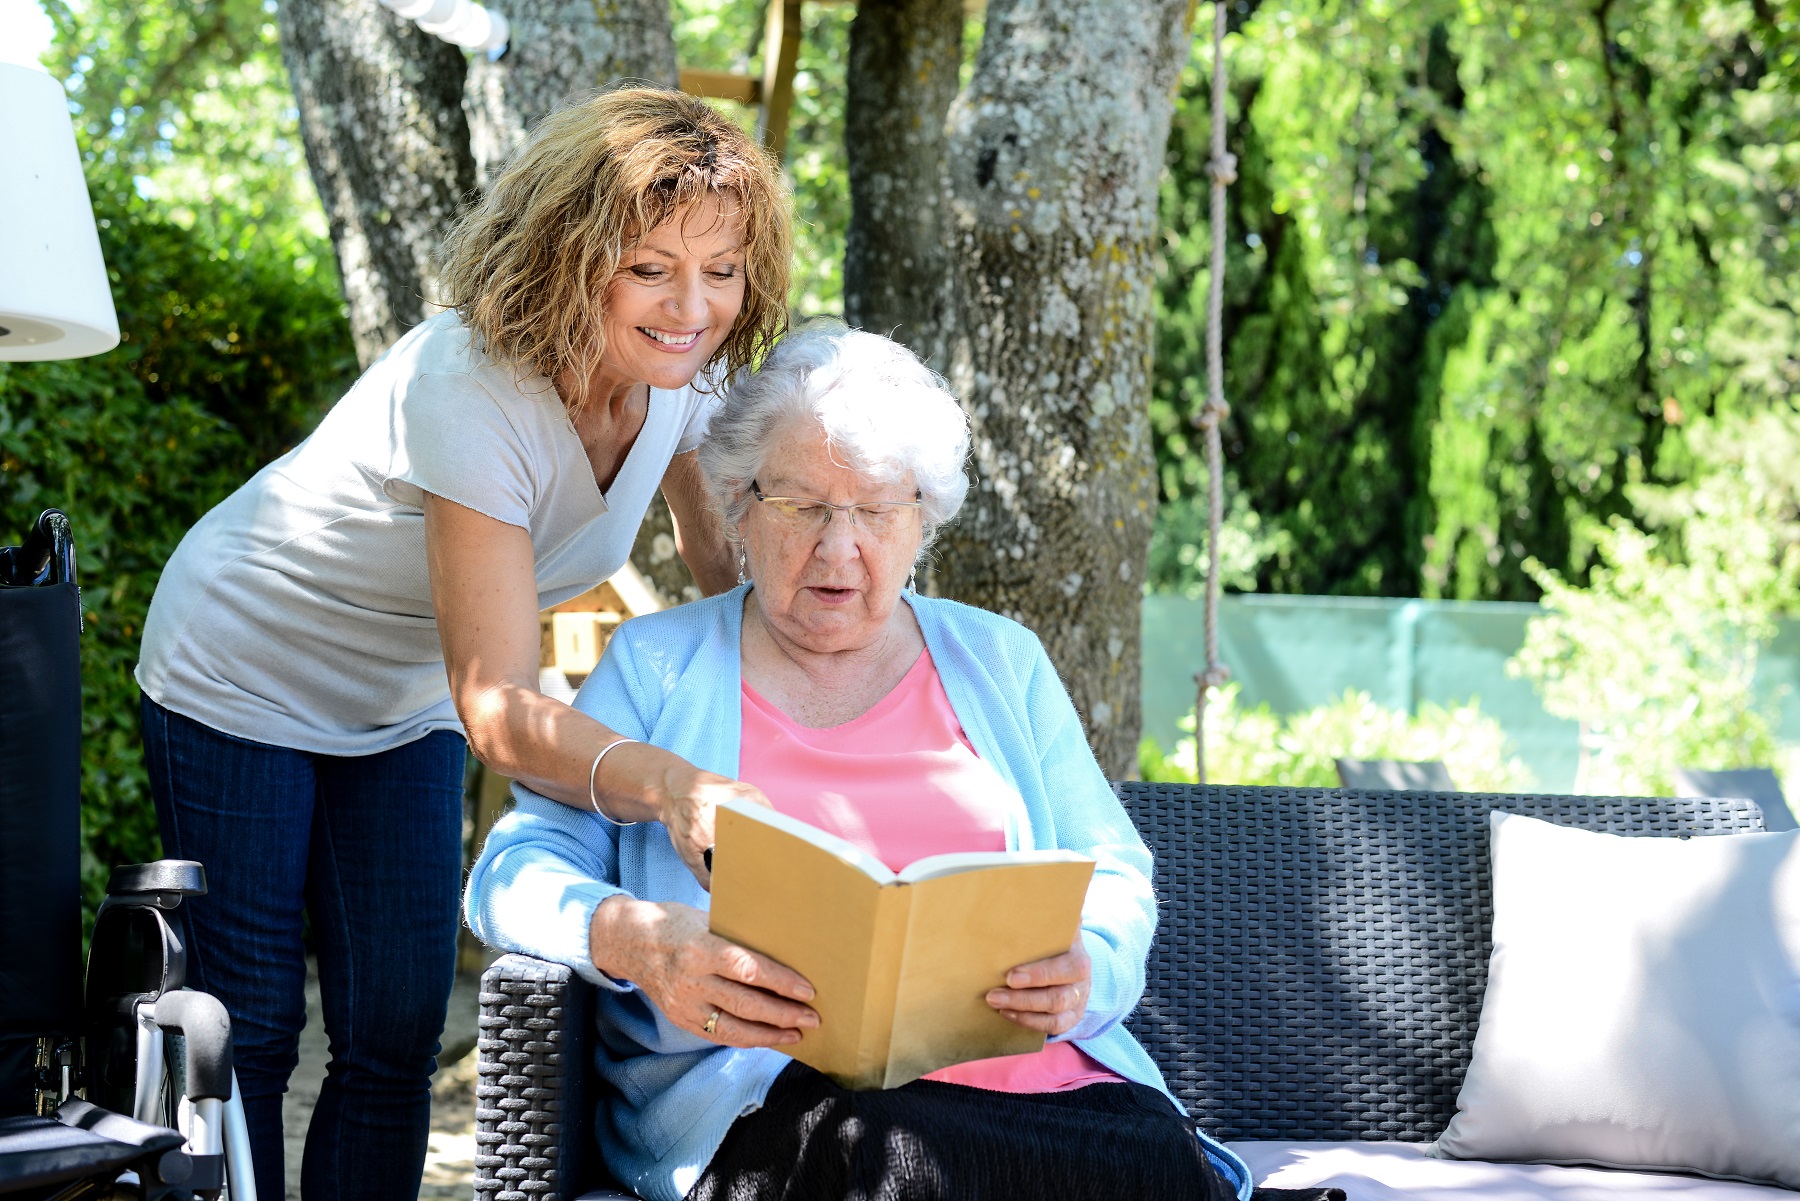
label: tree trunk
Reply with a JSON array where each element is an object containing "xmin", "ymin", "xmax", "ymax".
[
  {"xmin": 464, "ymin": 0, "xmax": 678, "ymax": 188},
  {"xmin": 627, "ymin": 495, "xmax": 704, "ymax": 607},
  {"xmin": 842, "ymin": 0, "xmax": 963, "ymax": 354},
  {"xmin": 277, "ymin": 0, "xmax": 476, "ymax": 369},
  {"xmin": 930, "ymin": 0, "xmax": 1195, "ymax": 777}
]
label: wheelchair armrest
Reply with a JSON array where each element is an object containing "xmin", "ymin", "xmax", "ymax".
[
  {"xmin": 476, "ymin": 953, "xmax": 607, "ymax": 1201},
  {"xmin": 105, "ymin": 861, "xmax": 206, "ymax": 908}
]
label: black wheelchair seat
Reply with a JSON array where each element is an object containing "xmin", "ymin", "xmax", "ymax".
[{"xmin": 0, "ymin": 1100, "xmax": 184, "ymax": 1193}]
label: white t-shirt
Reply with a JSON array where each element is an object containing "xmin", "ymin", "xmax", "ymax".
[{"xmin": 137, "ymin": 310, "xmax": 721, "ymax": 755}]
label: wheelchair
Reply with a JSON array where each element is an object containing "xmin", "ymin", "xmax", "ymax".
[{"xmin": 0, "ymin": 510, "xmax": 256, "ymax": 1200}]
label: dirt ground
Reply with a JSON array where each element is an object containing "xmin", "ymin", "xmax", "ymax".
[{"xmin": 278, "ymin": 959, "xmax": 482, "ymax": 1200}]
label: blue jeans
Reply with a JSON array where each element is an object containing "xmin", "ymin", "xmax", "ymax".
[{"xmin": 140, "ymin": 695, "xmax": 466, "ymax": 1201}]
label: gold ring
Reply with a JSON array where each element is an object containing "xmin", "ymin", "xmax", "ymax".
[{"xmin": 703, "ymin": 1009, "xmax": 720, "ymax": 1036}]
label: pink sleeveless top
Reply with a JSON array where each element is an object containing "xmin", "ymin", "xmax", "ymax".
[{"xmin": 738, "ymin": 648, "xmax": 1124, "ymax": 1094}]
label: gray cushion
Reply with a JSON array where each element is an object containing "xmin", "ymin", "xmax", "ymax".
[{"xmin": 1334, "ymin": 758, "xmax": 1457, "ymax": 791}]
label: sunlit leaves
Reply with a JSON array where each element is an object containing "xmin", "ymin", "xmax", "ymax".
[
  {"xmin": 1152, "ymin": 0, "xmax": 1800, "ymax": 604},
  {"xmin": 1140, "ymin": 683, "xmax": 1533, "ymax": 790},
  {"xmin": 41, "ymin": 0, "xmax": 325, "ymax": 252}
]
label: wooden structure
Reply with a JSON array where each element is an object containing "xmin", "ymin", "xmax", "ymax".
[
  {"xmin": 538, "ymin": 561, "xmax": 665, "ymax": 684},
  {"xmin": 678, "ymin": 0, "xmax": 812, "ymax": 158},
  {"xmin": 677, "ymin": 0, "xmax": 984, "ymax": 159}
]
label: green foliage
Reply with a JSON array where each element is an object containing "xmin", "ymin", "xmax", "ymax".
[
  {"xmin": 1154, "ymin": 5, "xmax": 1494, "ymax": 598},
  {"xmin": 1509, "ymin": 410, "xmax": 1800, "ymax": 796},
  {"xmin": 5, "ymin": 2, "xmax": 354, "ymax": 912},
  {"xmin": 1153, "ymin": 0, "xmax": 1800, "ymax": 602},
  {"xmin": 0, "ymin": 196, "xmax": 355, "ymax": 911},
  {"xmin": 782, "ymin": 3, "xmax": 854, "ymax": 316},
  {"xmin": 41, "ymin": 0, "xmax": 328, "ymax": 252},
  {"xmin": 1143, "ymin": 488, "xmax": 1291, "ymax": 596},
  {"xmin": 1138, "ymin": 683, "xmax": 1532, "ymax": 791},
  {"xmin": 670, "ymin": 0, "xmax": 763, "ymax": 68}
]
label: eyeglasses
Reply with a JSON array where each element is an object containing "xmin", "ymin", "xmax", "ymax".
[{"xmin": 750, "ymin": 481, "xmax": 923, "ymax": 534}]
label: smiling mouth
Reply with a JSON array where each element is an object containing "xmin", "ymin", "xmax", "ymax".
[{"xmin": 639, "ymin": 327, "xmax": 702, "ymax": 348}]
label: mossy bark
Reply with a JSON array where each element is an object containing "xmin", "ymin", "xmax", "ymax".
[
  {"xmin": 628, "ymin": 493, "xmax": 704, "ymax": 607},
  {"xmin": 842, "ymin": 0, "xmax": 964, "ymax": 353},
  {"xmin": 464, "ymin": 0, "xmax": 678, "ymax": 189},
  {"xmin": 929, "ymin": 0, "xmax": 1196, "ymax": 776},
  {"xmin": 277, "ymin": 0, "xmax": 476, "ymax": 369}
]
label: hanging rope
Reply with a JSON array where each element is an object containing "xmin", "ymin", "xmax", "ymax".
[{"xmin": 1191, "ymin": 0, "xmax": 1235, "ymax": 784}]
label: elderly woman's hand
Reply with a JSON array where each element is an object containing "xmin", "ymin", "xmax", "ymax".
[
  {"xmin": 985, "ymin": 933, "xmax": 1092, "ymax": 1036},
  {"xmin": 589, "ymin": 895, "xmax": 819, "ymax": 1047}
]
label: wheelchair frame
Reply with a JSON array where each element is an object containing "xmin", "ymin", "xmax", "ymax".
[{"xmin": 0, "ymin": 510, "xmax": 257, "ymax": 1200}]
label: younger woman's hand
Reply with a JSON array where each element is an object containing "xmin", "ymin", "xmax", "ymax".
[
  {"xmin": 986, "ymin": 933, "xmax": 1092, "ymax": 1036},
  {"xmin": 590, "ymin": 897, "xmax": 818, "ymax": 1047},
  {"xmin": 650, "ymin": 760, "xmax": 772, "ymax": 889}
]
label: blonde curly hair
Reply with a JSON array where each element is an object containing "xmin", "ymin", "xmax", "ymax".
[{"xmin": 439, "ymin": 87, "xmax": 791, "ymax": 411}]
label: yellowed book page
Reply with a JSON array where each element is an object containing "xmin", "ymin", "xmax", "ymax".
[
  {"xmin": 881, "ymin": 859, "xmax": 1096, "ymax": 1088},
  {"xmin": 707, "ymin": 806, "xmax": 889, "ymax": 1087}
]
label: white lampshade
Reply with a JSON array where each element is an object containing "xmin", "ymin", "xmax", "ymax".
[
  {"xmin": 380, "ymin": 0, "xmax": 510, "ymax": 53},
  {"xmin": 0, "ymin": 63, "xmax": 120, "ymax": 361}
]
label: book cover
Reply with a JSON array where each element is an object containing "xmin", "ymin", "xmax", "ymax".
[{"xmin": 707, "ymin": 800, "xmax": 1094, "ymax": 1089}]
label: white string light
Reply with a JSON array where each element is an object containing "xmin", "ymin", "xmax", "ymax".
[{"xmin": 379, "ymin": 0, "xmax": 510, "ymax": 55}]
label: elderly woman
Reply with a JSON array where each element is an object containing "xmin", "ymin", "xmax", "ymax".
[
  {"xmin": 136, "ymin": 89, "xmax": 789, "ymax": 1199},
  {"xmin": 467, "ymin": 324, "xmax": 1252, "ymax": 1201}
]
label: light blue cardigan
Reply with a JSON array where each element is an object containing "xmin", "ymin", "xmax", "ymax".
[{"xmin": 465, "ymin": 586, "xmax": 1252, "ymax": 1201}]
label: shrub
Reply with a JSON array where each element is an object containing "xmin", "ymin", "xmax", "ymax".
[
  {"xmin": 1509, "ymin": 411, "xmax": 1800, "ymax": 796},
  {"xmin": 1139, "ymin": 683, "xmax": 1533, "ymax": 792},
  {"xmin": 0, "ymin": 193, "xmax": 354, "ymax": 916}
]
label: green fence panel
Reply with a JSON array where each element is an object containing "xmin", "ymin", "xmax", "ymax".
[{"xmin": 1141, "ymin": 594, "xmax": 1800, "ymax": 793}]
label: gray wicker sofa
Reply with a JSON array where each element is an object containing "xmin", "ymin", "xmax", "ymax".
[{"xmin": 470, "ymin": 784, "xmax": 1776, "ymax": 1200}]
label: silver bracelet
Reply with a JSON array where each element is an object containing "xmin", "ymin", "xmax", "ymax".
[{"xmin": 587, "ymin": 738, "xmax": 643, "ymax": 826}]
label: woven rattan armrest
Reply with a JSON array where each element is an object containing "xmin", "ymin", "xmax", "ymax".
[{"xmin": 475, "ymin": 953, "xmax": 612, "ymax": 1201}]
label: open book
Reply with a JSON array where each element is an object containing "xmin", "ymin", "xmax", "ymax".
[{"xmin": 707, "ymin": 800, "xmax": 1095, "ymax": 1090}]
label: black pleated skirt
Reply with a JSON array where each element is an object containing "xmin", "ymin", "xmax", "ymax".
[{"xmin": 686, "ymin": 1061, "xmax": 1241, "ymax": 1201}]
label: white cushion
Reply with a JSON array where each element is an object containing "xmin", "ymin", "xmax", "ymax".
[
  {"xmin": 1231, "ymin": 1141, "xmax": 1798, "ymax": 1200},
  {"xmin": 1430, "ymin": 813, "xmax": 1800, "ymax": 1188}
]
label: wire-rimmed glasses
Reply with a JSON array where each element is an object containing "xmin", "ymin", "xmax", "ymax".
[{"xmin": 749, "ymin": 481, "xmax": 923, "ymax": 535}]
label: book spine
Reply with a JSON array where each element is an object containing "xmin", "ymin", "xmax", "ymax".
[{"xmin": 852, "ymin": 884, "xmax": 911, "ymax": 1089}]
